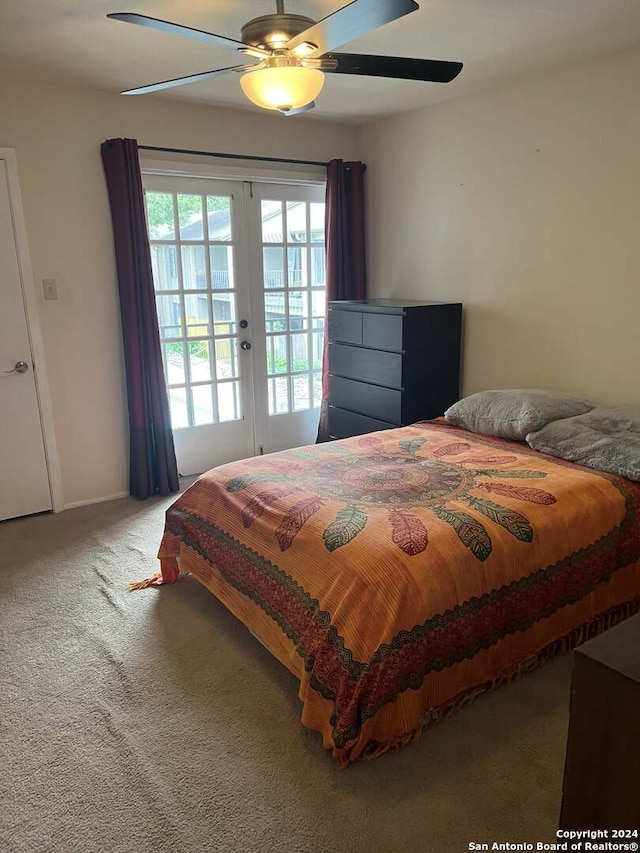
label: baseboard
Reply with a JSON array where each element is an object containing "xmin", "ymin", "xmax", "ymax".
[{"xmin": 63, "ymin": 491, "xmax": 129, "ymax": 510}]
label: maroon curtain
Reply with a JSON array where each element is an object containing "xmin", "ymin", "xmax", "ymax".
[
  {"xmin": 101, "ymin": 138, "xmax": 179, "ymax": 498},
  {"xmin": 316, "ymin": 159, "xmax": 367, "ymax": 442}
]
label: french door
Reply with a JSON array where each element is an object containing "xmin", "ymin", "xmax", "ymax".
[{"xmin": 143, "ymin": 175, "xmax": 326, "ymax": 475}]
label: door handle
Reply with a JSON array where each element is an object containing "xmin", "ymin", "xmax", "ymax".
[
  {"xmin": 4, "ymin": 361, "xmax": 29, "ymax": 374},
  {"xmin": 240, "ymin": 341, "xmax": 252, "ymax": 351}
]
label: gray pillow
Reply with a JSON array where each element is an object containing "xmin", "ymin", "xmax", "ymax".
[
  {"xmin": 526, "ymin": 406, "xmax": 640, "ymax": 481},
  {"xmin": 444, "ymin": 389, "xmax": 593, "ymax": 441}
]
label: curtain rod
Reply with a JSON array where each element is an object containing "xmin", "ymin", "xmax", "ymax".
[
  {"xmin": 138, "ymin": 145, "xmax": 329, "ymax": 169},
  {"xmin": 138, "ymin": 145, "xmax": 366, "ymax": 171}
]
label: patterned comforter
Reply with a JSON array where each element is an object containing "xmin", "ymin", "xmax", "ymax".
[{"xmin": 158, "ymin": 421, "xmax": 640, "ymax": 765}]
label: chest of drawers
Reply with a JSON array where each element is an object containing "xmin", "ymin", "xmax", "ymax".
[{"xmin": 327, "ymin": 299, "xmax": 462, "ymax": 439}]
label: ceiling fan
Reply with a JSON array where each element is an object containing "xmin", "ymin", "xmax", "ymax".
[{"xmin": 107, "ymin": 0, "xmax": 463, "ymax": 115}]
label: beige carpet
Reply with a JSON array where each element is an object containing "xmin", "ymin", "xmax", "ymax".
[{"xmin": 0, "ymin": 492, "xmax": 572, "ymax": 853}]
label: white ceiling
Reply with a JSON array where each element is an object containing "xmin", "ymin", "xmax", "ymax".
[{"xmin": 1, "ymin": 0, "xmax": 640, "ymax": 123}]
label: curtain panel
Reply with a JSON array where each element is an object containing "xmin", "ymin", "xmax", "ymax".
[
  {"xmin": 101, "ymin": 138, "xmax": 179, "ymax": 498},
  {"xmin": 317, "ymin": 159, "xmax": 367, "ymax": 443}
]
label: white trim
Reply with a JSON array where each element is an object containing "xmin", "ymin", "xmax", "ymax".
[
  {"xmin": 63, "ymin": 491, "xmax": 129, "ymax": 511},
  {"xmin": 139, "ymin": 156, "xmax": 326, "ymax": 187},
  {"xmin": 0, "ymin": 148, "xmax": 65, "ymax": 513}
]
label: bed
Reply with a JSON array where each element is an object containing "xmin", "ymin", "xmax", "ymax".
[{"xmin": 156, "ymin": 420, "xmax": 640, "ymax": 765}]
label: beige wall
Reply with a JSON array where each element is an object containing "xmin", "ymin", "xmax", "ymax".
[
  {"xmin": 0, "ymin": 79, "xmax": 358, "ymax": 506},
  {"xmin": 359, "ymin": 48, "xmax": 640, "ymax": 407}
]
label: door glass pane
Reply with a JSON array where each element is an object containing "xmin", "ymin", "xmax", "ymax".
[
  {"xmin": 292, "ymin": 375, "xmax": 310, "ymax": 412},
  {"xmin": 188, "ymin": 340, "xmax": 212, "ymax": 382},
  {"xmin": 311, "ymin": 289, "xmax": 325, "ymax": 322},
  {"xmin": 218, "ymin": 382, "xmax": 240, "ymax": 422},
  {"xmin": 163, "ymin": 342, "xmax": 186, "ymax": 385},
  {"xmin": 178, "ymin": 194, "xmax": 204, "ymax": 240},
  {"xmin": 192, "ymin": 384, "xmax": 214, "ymax": 426},
  {"xmin": 206, "ymin": 196, "xmax": 232, "ymax": 241},
  {"xmin": 181, "ymin": 245, "xmax": 207, "ymax": 290},
  {"xmin": 151, "ymin": 245, "xmax": 179, "ymax": 290},
  {"xmin": 290, "ymin": 334, "xmax": 309, "ymax": 372},
  {"xmin": 212, "ymin": 292, "xmax": 236, "ymax": 336},
  {"xmin": 184, "ymin": 294, "xmax": 210, "ymax": 338},
  {"xmin": 286, "ymin": 201, "xmax": 306, "ymax": 243},
  {"xmin": 310, "ymin": 204, "xmax": 325, "ymax": 242},
  {"xmin": 261, "ymin": 201, "xmax": 283, "ymax": 243},
  {"xmin": 287, "ymin": 247, "xmax": 306, "ymax": 288},
  {"xmin": 156, "ymin": 294, "xmax": 182, "ymax": 339},
  {"xmin": 311, "ymin": 247, "xmax": 326, "ymax": 287},
  {"xmin": 312, "ymin": 331, "xmax": 324, "ymax": 369},
  {"xmin": 268, "ymin": 377, "xmax": 289, "ymax": 415},
  {"xmin": 266, "ymin": 335, "xmax": 288, "ymax": 374},
  {"xmin": 146, "ymin": 192, "xmax": 175, "ymax": 240},
  {"xmin": 264, "ymin": 292, "xmax": 287, "ymax": 332},
  {"xmin": 210, "ymin": 245, "xmax": 233, "ymax": 289},
  {"xmin": 168, "ymin": 387, "xmax": 188, "ymax": 428},
  {"xmin": 263, "ymin": 247, "xmax": 284, "ymax": 289},
  {"xmin": 288, "ymin": 291, "xmax": 308, "ymax": 331},
  {"xmin": 313, "ymin": 372, "xmax": 322, "ymax": 407},
  {"xmin": 215, "ymin": 338, "xmax": 239, "ymax": 380}
]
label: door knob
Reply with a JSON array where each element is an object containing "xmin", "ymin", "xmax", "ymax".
[
  {"xmin": 4, "ymin": 360, "xmax": 29, "ymax": 374},
  {"xmin": 240, "ymin": 340, "xmax": 252, "ymax": 351}
]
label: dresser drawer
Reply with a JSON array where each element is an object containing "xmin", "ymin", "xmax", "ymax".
[
  {"xmin": 329, "ymin": 375, "xmax": 402, "ymax": 424},
  {"xmin": 328, "ymin": 406, "xmax": 394, "ymax": 439},
  {"xmin": 328, "ymin": 308, "xmax": 362, "ymax": 345},
  {"xmin": 329, "ymin": 343, "xmax": 403, "ymax": 389},
  {"xmin": 362, "ymin": 312, "xmax": 403, "ymax": 351}
]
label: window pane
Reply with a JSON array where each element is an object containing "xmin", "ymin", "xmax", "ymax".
[
  {"xmin": 313, "ymin": 372, "xmax": 322, "ymax": 408},
  {"xmin": 311, "ymin": 289, "xmax": 325, "ymax": 320},
  {"xmin": 151, "ymin": 245, "xmax": 179, "ymax": 290},
  {"xmin": 264, "ymin": 292, "xmax": 287, "ymax": 332},
  {"xmin": 312, "ymin": 331, "xmax": 324, "ymax": 369},
  {"xmin": 156, "ymin": 294, "xmax": 183, "ymax": 339},
  {"xmin": 263, "ymin": 247, "xmax": 284, "ymax": 289},
  {"xmin": 188, "ymin": 340, "xmax": 212, "ymax": 382},
  {"xmin": 215, "ymin": 338, "xmax": 239, "ymax": 380},
  {"xmin": 210, "ymin": 245, "xmax": 233, "ymax": 289},
  {"xmin": 310, "ymin": 203, "xmax": 325, "ymax": 242},
  {"xmin": 292, "ymin": 375, "xmax": 310, "ymax": 411},
  {"xmin": 163, "ymin": 342, "xmax": 186, "ymax": 385},
  {"xmin": 287, "ymin": 247, "xmax": 306, "ymax": 288},
  {"xmin": 181, "ymin": 245, "xmax": 207, "ymax": 290},
  {"xmin": 266, "ymin": 335, "xmax": 288, "ymax": 375},
  {"xmin": 261, "ymin": 200, "xmax": 283, "ymax": 243},
  {"xmin": 212, "ymin": 291, "xmax": 236, "ymax": 336},
  {"xmin": 288, "ymin": 291, "xmax": 308, "ymax": 331},
  {"xmin": 311, "ymin": 247, "xmax": 326, "ymax": 287},
  {"xmin": 178, "ymin": 194, "xmax": 204, "ymax": 240},
  {"xmin": 168, "ymin": 387, "xmax": 188, "ymax": 428},
  {"xmin": 146, "ymin": 192, "xmax": 175, "ymax": 240},
  {"xmin": 286, "ymin": 201, "xmax": 306, "ymax": 243},
  {"xmin": 290, "ymin": 334, "xmax": 309, "ymax": 372},
  {"xmin": 268, "ymin": 377, "xmax": 289, "ymax": 415},
  {"xmin": 218, "ymin": 382, "xmax": 241, "ymax": 422},
  {"xmin": 192, "ymin": 384, "xmax": 214, "ymax": 426},
  {"xmin": 206, "ymin": 196, "xmax": 232, "ymax": 241},
  {"xmin": 184, "ymin": 294, "xmax": 210, "ymax": 338}
]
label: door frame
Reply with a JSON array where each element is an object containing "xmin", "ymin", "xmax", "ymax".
[{"xmin": 0, "ymin": 148, "xmax": 64, "ymax": 512}]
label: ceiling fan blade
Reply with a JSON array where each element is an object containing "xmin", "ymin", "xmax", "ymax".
[
  {"xmin": 286, "ymin": 0, "xmax": 419, "ymax": 57},
  {"xmin": 279, "ymin": 102, "xmax": 316, "ymax": 117},
  {"xmin": 107, "ymin": 13, "xmax": 270, "ymax": 57},
  {"xmin": 321, "ymin": 53, "xmax": 463, "ymax": 83},
  {"xmin": 120, "ymin": 65, "xmax": 255, "ymax": 96}
]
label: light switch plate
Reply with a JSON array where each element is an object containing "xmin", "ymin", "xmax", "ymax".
[{"xmin": 42, "ymin": 279, "xmax": 59, "ymax": 300}]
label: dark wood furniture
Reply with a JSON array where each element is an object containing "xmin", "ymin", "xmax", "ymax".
[
  {"xmin": 559, "ymin": 612, "xmax": 640, "ymax": 830},
  {"xmin": 327, "ymin": 298, "xmax": 462, "ymax": 439}
]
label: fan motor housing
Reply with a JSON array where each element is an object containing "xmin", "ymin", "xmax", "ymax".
[{"xmin": 240, "ymin": 14, "xmax": 316, "ymax": 49}]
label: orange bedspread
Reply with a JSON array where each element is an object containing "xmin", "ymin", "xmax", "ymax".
[{"xmin": 158, "ymin": 422, "xmax": 640, "ymax": 765}]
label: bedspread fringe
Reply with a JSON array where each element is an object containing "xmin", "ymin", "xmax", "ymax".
[
  {"xmin": 422, "ymin": 596, "xmax": 640, "ymax": 732},
  {"xmin": 128, "ymin": 559, "xmax": 182, "ymax": 591}
]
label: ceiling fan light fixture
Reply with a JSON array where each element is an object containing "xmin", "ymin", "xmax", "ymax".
[{"xmin": 240, "ymin": 65, "xmax": 324, "ymax": 111}]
